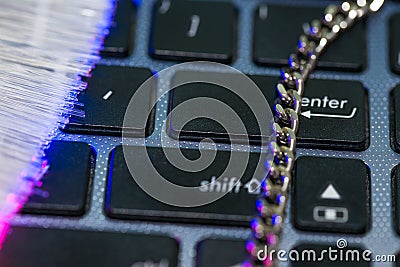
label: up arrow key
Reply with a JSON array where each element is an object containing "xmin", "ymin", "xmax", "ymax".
[{"xmin": 320, "ymin": 184, "xmax": 341, "ymax": 200}]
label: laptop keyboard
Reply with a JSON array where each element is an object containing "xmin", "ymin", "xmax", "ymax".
[{"xmin": 5, "ymin": 0, "xmax": 400, "ymax": 266}]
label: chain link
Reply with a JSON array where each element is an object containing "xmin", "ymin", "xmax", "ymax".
[{"xmin": 245, "ymin": 1, "xmax": 385, "ymax": 266}]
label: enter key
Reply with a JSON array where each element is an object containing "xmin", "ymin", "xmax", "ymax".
[{"xmin": 298, "ymin": 79, "xmax": 369, "ymax": 151}]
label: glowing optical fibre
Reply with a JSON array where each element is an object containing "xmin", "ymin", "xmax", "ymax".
[{"xmin": 0, "ymin": 0, "xmax": 114, "ymax": 245}]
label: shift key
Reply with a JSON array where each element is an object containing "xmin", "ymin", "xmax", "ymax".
[{"xmin": 105, "ymin": 146, "xmax": 266, "ymax": 226}]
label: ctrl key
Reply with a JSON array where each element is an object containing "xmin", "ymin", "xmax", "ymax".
[{"xmin": 0, "ymin": 227, "xmax": 179, "ymax": 267}]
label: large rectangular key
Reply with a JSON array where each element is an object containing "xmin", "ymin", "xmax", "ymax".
[
  {"xmin": 168, "ymin": 71, "xmax": 369, "ymax": 151},
  {"xmin": 105, "ymin": 146, "xmax": 265, "ymax": 226},
  {"xmin": 0, "ymin": 227, "xmax": 179, "ymax": 267}
]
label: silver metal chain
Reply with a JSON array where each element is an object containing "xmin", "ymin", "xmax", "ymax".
[{"xmin": 246, "ymin": 1, "xmax": 385, "ymax": 266}]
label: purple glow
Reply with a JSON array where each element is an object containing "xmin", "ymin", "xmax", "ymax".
[
  {"xmin": 266, "ymin": 233, "xmax": 277, "ymax": 246},
  {"xmin": 0, "ymin": 0, "xmax": 115, "ymax": 248},
  {"xmin": 250, "ymin": 218, "xmax": 259, "ymax": 231},
  {"xmin": 263, "ymin": 256, "xmax": 274, "ymax": 267},
  {"xmin": 276, "ymin": 194, "xmax": 283, "ymax": 204},
  {"xmin": 256, "ymin": 199, "xmax": 264, "ymax": 213},
  {"xmin": 271, "ymin": 214, "xmax": 279, "ymax": 225},
  {"xmin": 241, "ymin": 260, "xmax": 253, "ymax": 267},
  {"xmin": 245, "ymin": 240, "xmax": 256, "ymax": 254}
]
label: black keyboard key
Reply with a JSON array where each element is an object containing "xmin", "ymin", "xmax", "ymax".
[
  {"xmin": 167, "ymin": 71, "xmax": 276, "ymax": 144},
  {"xmin": 0, "ymin": 227, "xmax": 179, "ymax": 267},
  {"xmin": 291, "ymin": 244, "xmax": 370, "ymax": 266},
  {"xmin": 196, "ymin": 239, "xmax": 246, "ymax": 267},
  {"xmin": 101, "ymin": 0, "xmax": 136, "ymax": 57},
  {"xmin": 63, "ymin": 65, "xmax": 155, "ymax": 136},
  {"xmin": 390, "ymin": 14, "xmax": 400, "ymax": 74},
  {"xmin": 298, "ymin": 79, "xmax": 369, "ymax": 150},
  {"xmin": 23, "ymin": 141, "xmax": 93, "ymax": 216},
  {"xmin": 168, "ymin": 71, "xmax": 369, "ymax": 150},
  {"xmin": 254, "ymin": 4, "xmax": 366, "ymax": 72},
  {"xmin": 105, "ymin": 146, "xmax": 266, "ymax": 226},
  {"xmin": 150, "ymin": 0, "xmax": 237, "ymax": 63},
  {"xmin": 392, "ymin": 164, "xmax": 400, "ymax": 234},
  {"xmin": 390, "ymin": 85, "xmax": 400, "ymax": 152},
  {"xmin": 293, "ymin": 157, "xmax": 370, "ymax": 234}
]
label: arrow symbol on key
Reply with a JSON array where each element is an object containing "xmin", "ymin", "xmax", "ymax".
[
  {"xmin": 320, "ymin": 184, "xmax": 341, "ymax": 200},
  {"xmin": 301, "ymin": 107, "xmax": 357, "ymax": 119}
]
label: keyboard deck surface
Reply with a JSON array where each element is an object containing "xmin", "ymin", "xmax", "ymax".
[{"xmin": 8, "ymin": 0, "xmax": 400, "ymax": 266}]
